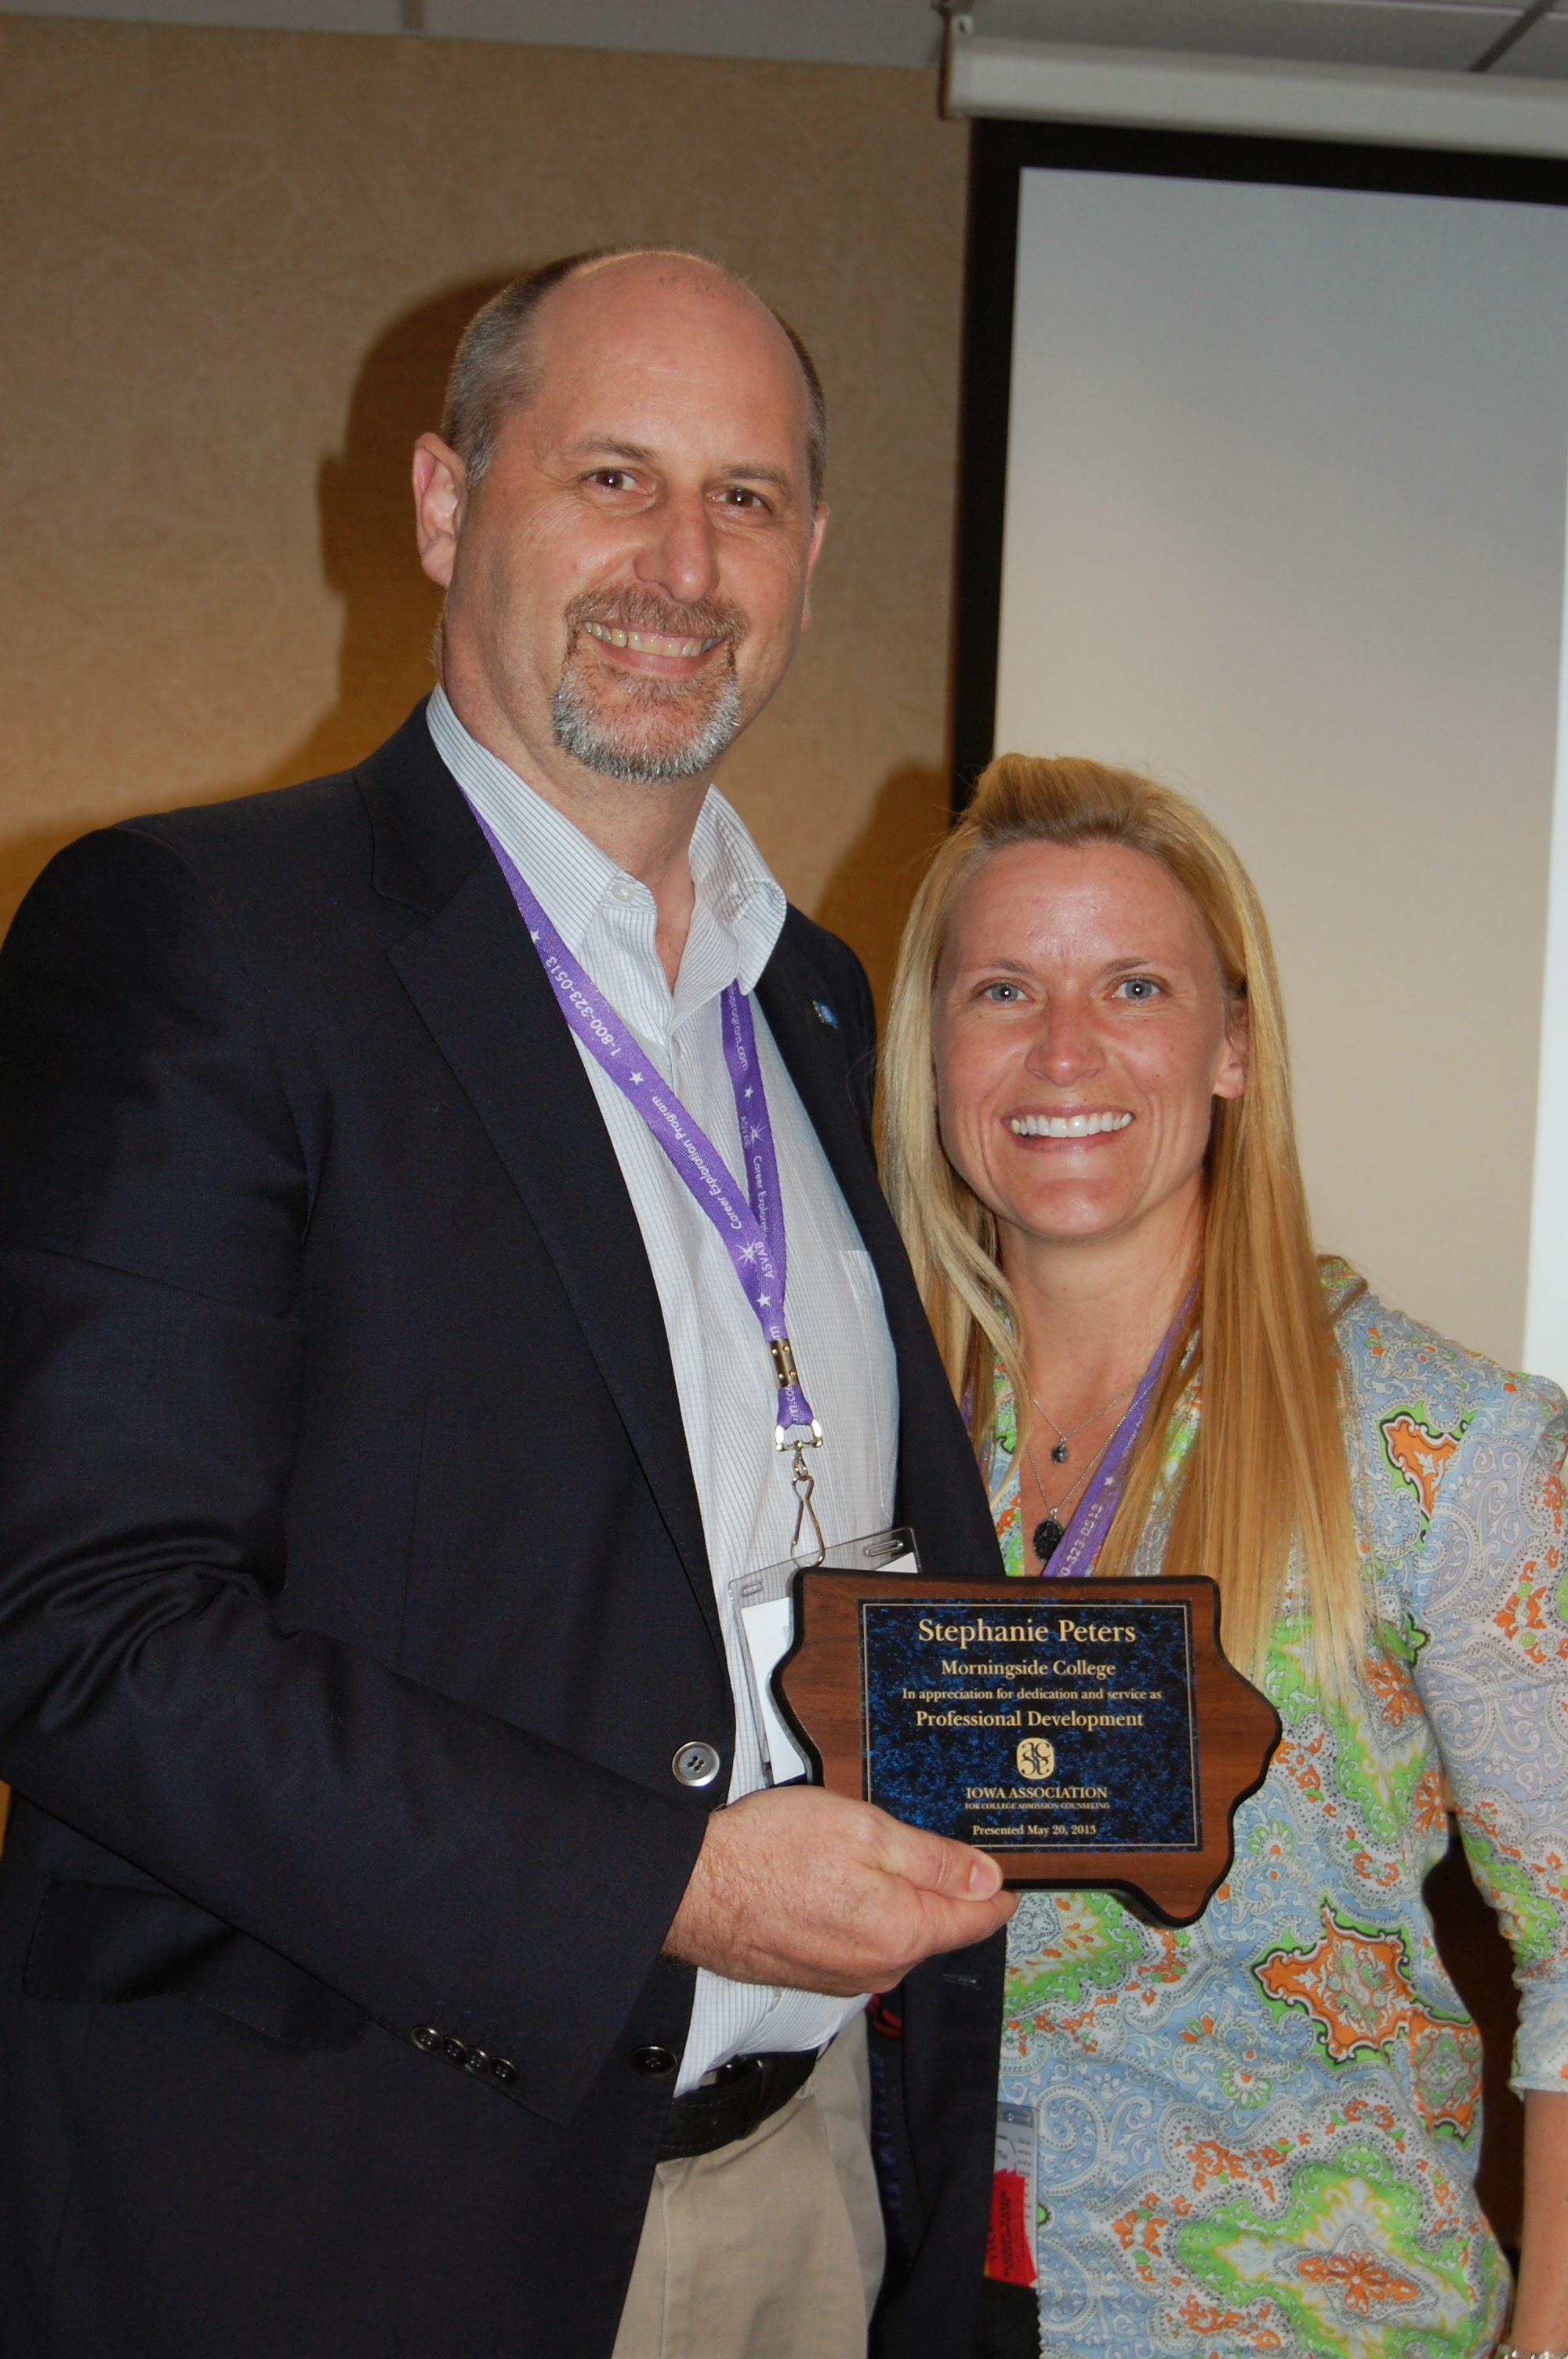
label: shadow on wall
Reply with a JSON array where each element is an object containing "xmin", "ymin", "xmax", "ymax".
[
  {"xmin": 816, "ymin": 763, "xmax": 949, "ymax": 1025},
  {"xmin": 0, "ymin": 274, "xmax": 511, "ymax": 935},
  {"xmin": 233, "ymin": 273, "xmax": 511, "ymax": 800},
  {"xmin": 0, "ymin": 831, "xmax": 83, "ymax": 942}
]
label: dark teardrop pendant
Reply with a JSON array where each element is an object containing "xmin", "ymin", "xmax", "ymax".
[
  {"xmin": 1051, "ymin": 1438, "xmax": 1069, "ymax": 1464},
  {"xmin": 1033, "ymin": 1517, "xmax": 1064, "ymax": 1565}
]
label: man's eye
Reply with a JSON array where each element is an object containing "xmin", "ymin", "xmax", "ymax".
[
  {"xmin": 589, "ymin": 469, "xmax": 637, "ymax": 492},
  {"xmin": 716, "ymin": 485, "xmax": 768, "ymax": 510}
]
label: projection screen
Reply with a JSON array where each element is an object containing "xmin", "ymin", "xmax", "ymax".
[{"xmin": 953, "ymin": 122, "xmax": 1568, "ymax": 1380}]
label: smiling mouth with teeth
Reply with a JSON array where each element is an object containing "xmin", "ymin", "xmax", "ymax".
[
  {"xmin": 1008, "ymin": 1111, "xmax": 1134, "ymax": 1139},
  {"xmin": 580, "ymin": 620, "xmax": 723, "ymax": 660}
]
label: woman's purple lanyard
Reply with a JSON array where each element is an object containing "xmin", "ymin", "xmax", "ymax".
[
  {"xmin": 468, "ymin": 805, "xmax": 827, "ymax": 1561},
  {"xmin": 1034, "ymin": 1296, "xmax": 1192, "ymax": 1580}
]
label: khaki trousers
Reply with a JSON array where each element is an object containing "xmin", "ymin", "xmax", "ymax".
[{"xmin": 610, "ymin": 2012, "xmax": 885, "ymax": 2359}]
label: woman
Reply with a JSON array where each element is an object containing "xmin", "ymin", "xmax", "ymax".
[{"xmin": 881, "ymin": 753, "xmax": 1568, "ymax": 2359}]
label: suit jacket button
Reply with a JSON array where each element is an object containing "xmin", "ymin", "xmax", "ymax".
[
  {"xmin": 671, "ymin": 1740, "xmax": 721, "ymax": 1788},
  {"xmin": 441, "ymin": 2036, "xmax": 470, "ymax": 2069},
  {"xmin": 630, "ymin": 2044, "xmax": 677, "ymax": 2077},
  {"xmin": 463, "ymin": 2047, "xmax": 491, "ymax": 2075},
  {"xmin": 489, "ymin": 2056, "xmax": 518, "ymax": 2087},
  {"xmin": 411, "ymin": 2025, "xmax": 440, "ymax": 2053}
]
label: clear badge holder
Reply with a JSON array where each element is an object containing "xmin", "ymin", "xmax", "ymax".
[{"xmin": 731, "ymin": 1525, "xmax": 920, "ymax": 1785}]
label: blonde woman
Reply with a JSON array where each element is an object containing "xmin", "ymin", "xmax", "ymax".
[{"xmin": 881, "ymin": 754, "xmax": 1568, "ymax": 2359}]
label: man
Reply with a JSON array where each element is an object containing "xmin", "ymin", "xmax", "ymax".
[{"xmin": 0, "ymin": 249, "xmax": 1010, "ymax": 2359}]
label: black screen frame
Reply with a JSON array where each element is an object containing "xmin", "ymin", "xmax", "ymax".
[{"xmin": 952, "ymin": 116, "xmax": 1568, "ymax": 809}]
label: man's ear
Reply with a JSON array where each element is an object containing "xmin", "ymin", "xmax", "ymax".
[
  {"xmin": 799, "ymin": 504, "xmax": 829, "ymax": 634},
  {"xmin": 412, "ymin": 433, "xmax": 466, "ymax": 590}
]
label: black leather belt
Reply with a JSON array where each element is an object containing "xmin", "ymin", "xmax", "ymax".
[{"xmin": 656, "ymin": 2046, "xmax": 820, "ymax": 2161}]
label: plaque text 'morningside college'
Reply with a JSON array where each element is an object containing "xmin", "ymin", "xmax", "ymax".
[{"xmin": 858, "ymin": 1596, "xmax": 1200, "ymax": 1851}]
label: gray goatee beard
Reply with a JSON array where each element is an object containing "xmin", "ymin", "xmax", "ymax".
[
  {"xmin": 550, "ymin": 593, "xmax": 746, "ymax": 784},
  {"xmin": 551, "ymin": 666, "xmax": 742, "ymax": 783}
]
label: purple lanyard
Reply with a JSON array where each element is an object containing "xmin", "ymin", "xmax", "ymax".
[
  {"xmin": 467, "ymin": 806, "xmax": 820, "ymax": 1452},
  {"xmin": 1034, "ymin": 1297, "xmax": 1192, "ymax": 1580}
]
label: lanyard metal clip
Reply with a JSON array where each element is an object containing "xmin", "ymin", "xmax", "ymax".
[
  {"xmin": 771, "ymin": 1335, "xmax": 825, "ymax": 1562},
  {"xmin": 786, "ymin": 1435, "xmax": 826, "ymax": 1565}
]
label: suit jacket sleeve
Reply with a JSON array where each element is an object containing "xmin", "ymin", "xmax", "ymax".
[{"xmin": 0, "ymin": 822, "xmax": 706, "ymax": 2123}]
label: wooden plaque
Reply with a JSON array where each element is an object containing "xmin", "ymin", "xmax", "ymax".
[{"xmin": 775, "ymin": 1573, "xmax": 1280, "ymax": 1925}]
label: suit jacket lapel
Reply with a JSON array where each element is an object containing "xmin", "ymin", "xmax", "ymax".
[
  {"xmin": 359, "ymin": 718, "xmax": 720, "ymax": 1657},
  {"xmin": 755, "ymin": 927, "xmax": 906, "ymax": 1312}
]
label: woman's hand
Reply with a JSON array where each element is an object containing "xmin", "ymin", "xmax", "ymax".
[{"xmin": 1503, "ymin": 2088, "xmax": 1568, "ymax": 2351}]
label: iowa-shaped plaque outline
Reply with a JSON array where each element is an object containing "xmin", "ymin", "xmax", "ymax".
[{"xmin": 775, "ymin": 1572, "xmax": 1281, "ymax": 1927}]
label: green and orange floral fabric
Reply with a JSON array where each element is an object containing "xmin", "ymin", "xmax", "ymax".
[{"xmin": 981, "ymin": 1279, "xmax": 1568, "ymax": 2357}]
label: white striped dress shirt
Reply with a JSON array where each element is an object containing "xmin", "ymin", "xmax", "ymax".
[{"xmin": 426, "ymin": 689, "xmax": 897, "ymax": 2088}]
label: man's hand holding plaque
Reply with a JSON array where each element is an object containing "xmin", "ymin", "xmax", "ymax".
[{"xmin": 663, "ymin": 1783, "xmax": 1015, "ymax": 1992}]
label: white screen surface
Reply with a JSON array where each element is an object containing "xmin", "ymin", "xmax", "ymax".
[{"xmin": 995, "ymin": 165, "xmax": 1568, "ymax": 1375}]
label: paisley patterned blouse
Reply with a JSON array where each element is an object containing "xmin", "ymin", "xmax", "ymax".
[{"xmin": 981, "ymin": 1281, "xmax": 1568, "ymax": 2357}]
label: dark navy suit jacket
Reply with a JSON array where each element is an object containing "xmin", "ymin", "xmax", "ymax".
[{"xmin": 0, "ymin": 707, "xmax": 1004, "ymax": 2358}]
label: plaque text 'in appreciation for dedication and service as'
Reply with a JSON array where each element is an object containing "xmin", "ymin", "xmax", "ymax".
[{"xmin": 858, "ymin": 1597, "xmax": 1202, "ymax": 1852}]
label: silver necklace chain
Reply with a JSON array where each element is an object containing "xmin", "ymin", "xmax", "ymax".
[
  {"xmin": 1022, "ymin": 1423, "xmax": 1117, "ymax": 1525},
  {"xmin": 1030, "ymin": 1376, "xmax": 1140, "ymax": 1466}
]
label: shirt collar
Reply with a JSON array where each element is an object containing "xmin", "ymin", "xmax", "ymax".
[{"xmin": 426, "ymin": 685, "xmax": 786, "ymax": 995}]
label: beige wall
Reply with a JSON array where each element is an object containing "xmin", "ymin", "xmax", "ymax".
[{"xmin": 0, "ymin": 13, "xmax": 968, "ymax": 1004}]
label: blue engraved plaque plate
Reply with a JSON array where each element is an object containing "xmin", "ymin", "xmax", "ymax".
[{"xmin": 858, "ymin": 1594, "xmax": 1200, "ymax": 1851}]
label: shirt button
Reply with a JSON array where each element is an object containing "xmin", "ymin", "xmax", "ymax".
[
  {"xmin": 671, "ymin": 1740, "xmax": 721, "ymax": 1788},
  {"xmin": 630, "ymin": 2044, "xmax": 678, "ymax": 2076},
  {"xmin": 609, "ymin": 881, "xmax": 639, "ymax": 904}
]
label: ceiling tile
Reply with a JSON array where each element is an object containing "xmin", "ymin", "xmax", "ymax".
[
  {"xmin": 360, "ymin": 0, "xmax": 944, "ymax": 66},
  {"xmin": 1, "ymin": 0, "xmax": 1562, "ymax": 80}
]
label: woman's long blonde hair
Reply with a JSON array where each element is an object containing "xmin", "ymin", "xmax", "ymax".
[{"xmin": 880, "ymin": 753, "xmax": 1365, "ymax": 1692}]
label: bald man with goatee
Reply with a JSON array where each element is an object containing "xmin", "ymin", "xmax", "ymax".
[{"xmin": 0, "ymin": 249, "xmax": 1011, "ymax": 2359}]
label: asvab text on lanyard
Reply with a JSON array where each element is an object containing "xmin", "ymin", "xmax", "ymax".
[{"xmin": 466, "ymin": 805, "xmax": 828, "ymax": 1563}]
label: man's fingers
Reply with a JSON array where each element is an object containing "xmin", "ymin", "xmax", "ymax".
[
  {"xmin": 869, "ymin": 1810, "xmax": 1006, "ymax": 1901},
  {"xmin": 915, "ymin": 1882, "xmax": 1018, "ymax": 1950},
  {"xmin": 860, "ymin": 1881, "xmax": 1018, "ymax": 1990}
]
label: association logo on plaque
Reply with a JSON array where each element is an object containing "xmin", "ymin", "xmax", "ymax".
[{"xmin": 775, "ymin": 1575, "xmax": 1279, "ymax": 1925}]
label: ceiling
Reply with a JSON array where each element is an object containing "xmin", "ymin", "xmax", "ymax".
[{"xmin": 2, "ymin": 0, "xmax": 1564, "ymax": 80}]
